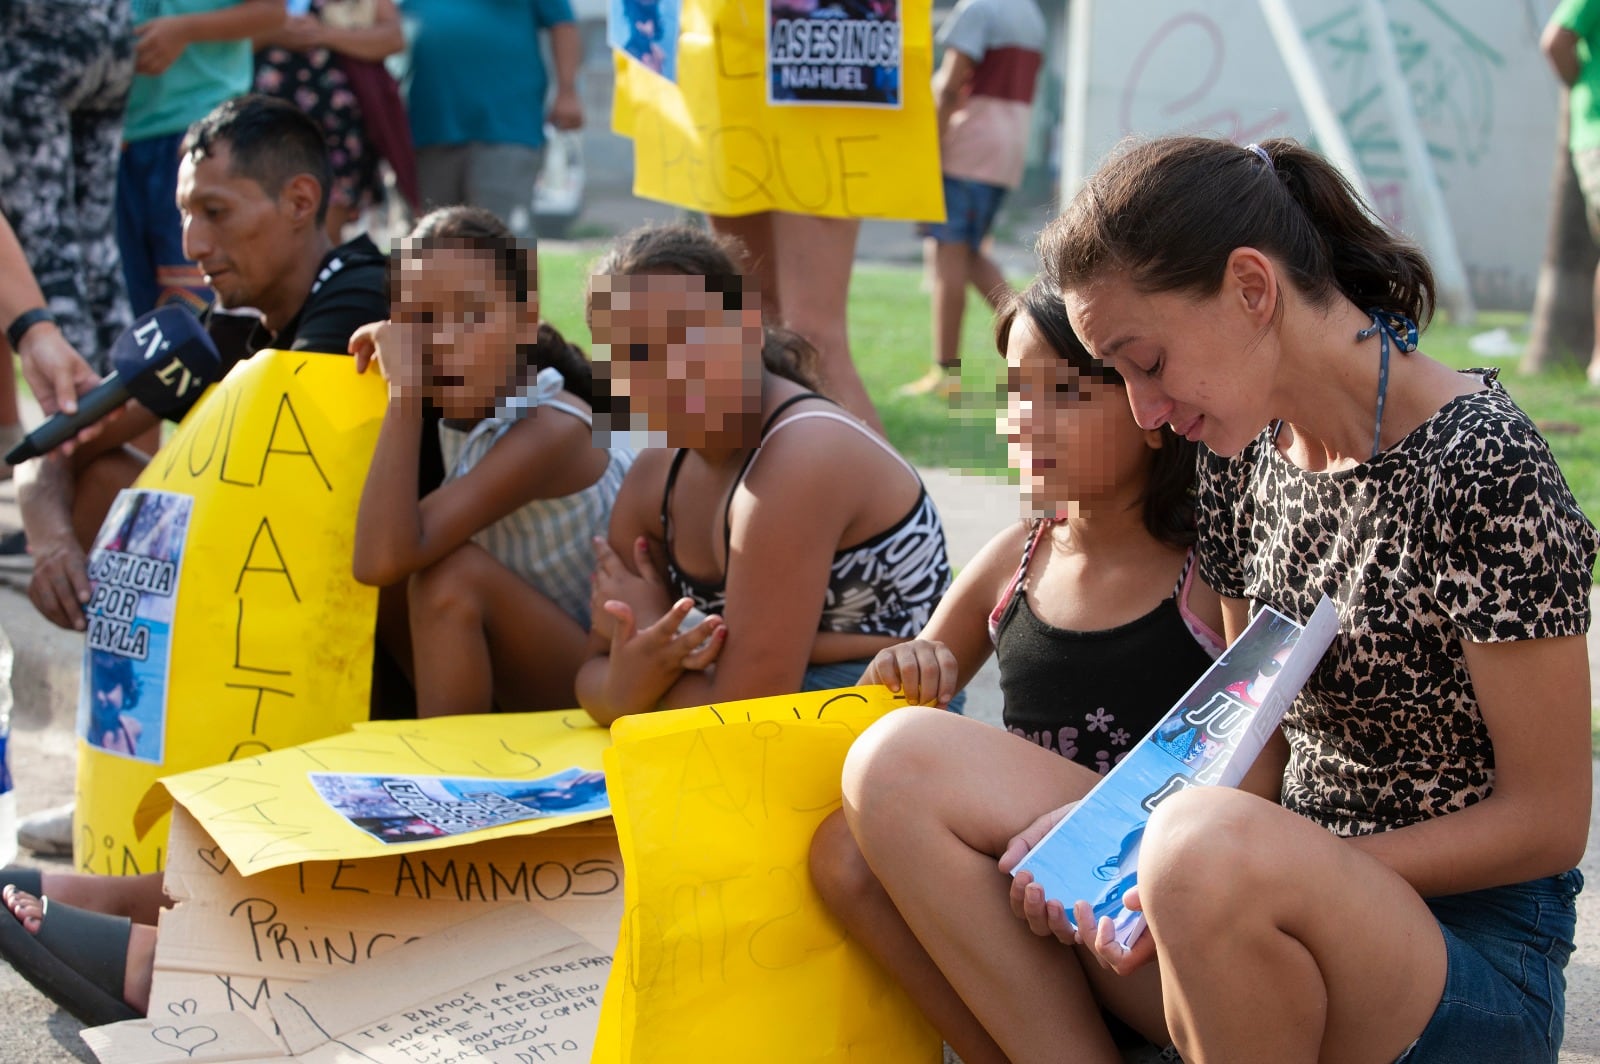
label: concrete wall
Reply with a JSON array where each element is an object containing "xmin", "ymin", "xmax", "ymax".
[{"xmin": 1067, "ymin": 0, "xmax": 1561, "ymax": 310}]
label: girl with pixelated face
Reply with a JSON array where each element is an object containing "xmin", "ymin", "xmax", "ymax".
[
  {"xmin": 576, "ymin": 223, "xmax": 954, "ymax": 725},
  {"xmin": 810, "ymin": 278, "xmax": 1225, "ymax": 1062},
  {"xmin": 840, "ymin": 136, "xmax": 1596, "ymax": 1064},
  {"xmin": 350, "ymin": 206, "xmax": 635, "ymax": 716}
]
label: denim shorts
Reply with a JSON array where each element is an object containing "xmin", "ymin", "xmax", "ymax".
[
  {"xmin": 1394, "ymin": 869, "xmax": 1582, "ymax": 1064},
  {"xmin": 801, "ymin": 657, "xmax": 967, "ymax": 715},
  {"xmin": 918, "ymin": 175, "xmax": 1008, "ymax": 250}
]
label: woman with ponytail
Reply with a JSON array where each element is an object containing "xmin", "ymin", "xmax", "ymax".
[
  {"xmin": 350, "ymin": 206, "xmax": 634, "ymax": 716},
  {"xmin": 838, "ymin": 137, "xmax": 1595, "ymax": 1063}
]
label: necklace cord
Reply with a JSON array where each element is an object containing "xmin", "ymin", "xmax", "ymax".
[{"xmin": 1354, "ymin": 310, "xmax": 1419, "ymax": 459}]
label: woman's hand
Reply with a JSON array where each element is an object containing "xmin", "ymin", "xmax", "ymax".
[
  {"xmin": 589, "ymin": 536, "xmax": 674, "ymax": 639},
  {"xmin": 274, "ymin": 13, "xmax": 324, "ymax": 51},
  {"xmin": 859, "ymin": 638, "xmax": 961, "ymax": 707},
  {"xmin": 135, "ymin": 17, "xmax": 191, "ymax": 75},
  {"xmin": 598, "ymin": 598, "xmax": 726, "ymax": 716}
]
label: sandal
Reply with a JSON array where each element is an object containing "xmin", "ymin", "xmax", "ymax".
[
  {"xmin": 0, "ymin": 867, "xmax": 42, "ymax": 898},
  {"xmin": 0, "ymin": 884, "xmax": 139, "ymax": 1026}
]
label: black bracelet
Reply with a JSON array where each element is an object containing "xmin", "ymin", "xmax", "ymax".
[{"xmin": 6, "ymin": 307, "xmax": 56, "ymax": 351}]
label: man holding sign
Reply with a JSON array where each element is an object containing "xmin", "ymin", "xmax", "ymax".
[
  {"xmin": 14, "ymin": 94, "xmax": 410, "ymax": 859},
  {"xmin": 18, "ymin": 94, "xmax": 400, "ymax": 638}
]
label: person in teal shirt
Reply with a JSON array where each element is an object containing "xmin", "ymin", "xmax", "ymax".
[
  {"xmin": 400, "ymin": 0, "xmax": 584, "ymax": 239},
  {"xmin": 117, "ymin": 0, "xmax": 282, "ymax": 318},
  {"xmin": 1544, "ymin": 0, "xmax": 1600, "ymax": 383}
]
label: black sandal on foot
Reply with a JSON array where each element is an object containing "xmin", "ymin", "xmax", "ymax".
[{"xmin": 0, "ymin": 891, "xmax": 138, "ymax": 1026}]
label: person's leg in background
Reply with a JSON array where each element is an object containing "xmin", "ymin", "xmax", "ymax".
[
  {"xmin": 902, "ymin": 177, "xmax": 1012, "ymax": 400},
  {"xmin": 117, "ymin": 130, "xmax": 204, "ymax": 456},
  {"xmin": 710, "ymin": 210, "xmax": 881, "ymax": 433},
  {"xmin": 416, "ymin": 142, "xmax": 469, "ymax": 216},
  {"xmin": 770, "ymin": 212, "xmax": 882, "ymax": 434},
  {"xmin": 709, "ymin": 211, "xmax": 782, "ymax": 322},
  {"xmin": 463, "ymin": 141, "xmax": 544, "ymax": 240},
  {"xmin": 1574, "ymin": 147, "xmax": 1600, "ymax": 385}
]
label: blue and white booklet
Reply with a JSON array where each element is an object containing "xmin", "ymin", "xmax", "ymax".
[{"xmin": 1011, "ymin": 596, "xmax": 1339, "ymax": 948}]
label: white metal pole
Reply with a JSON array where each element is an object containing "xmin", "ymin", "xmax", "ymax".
[
  {"xmin": 1256, "ymin": 0, "xmax": 1374, "ymax": 203},
  {"xmin": 1356, "ymin": 0, "xmax": 1476, "ymax": 324},
  {"xmin": 1060, "ymin": 0, "xmax": 1094, "ymax": 204}
]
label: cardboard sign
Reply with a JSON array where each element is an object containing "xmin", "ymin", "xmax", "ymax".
[
  {"xmin": 596, "ymin": 686, "xmax": 941, "ymax": 1063},
  {"xmin": 76, "ymin": 352, "xmax": 386, "ymax": 876},
  {"xmin": 84, "ymin": 830, "xmax": 621, "ymax": 1063},
  {"xmin": 610, "ymin": 0, "xmax": 942, "ymax": 220}
]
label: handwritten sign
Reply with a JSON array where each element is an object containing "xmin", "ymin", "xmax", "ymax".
[
  {"xmin": 76, "ymin": 351, "xmax": 386, "ymax": 876},
  {"xmin": 140, "ymin": 798, "xmax": 622, "ymax": 1036},
  {"xmin": 610, "ymin": 0, "xmax": 942, "ymax": 220},
  {"xmin": 140, "ymin": 711, "xmax": 613, "ymax": 876},
  {"xmin": 595, "ymin": 686, "xmax": 940, "ymax": 1063},
  {"xmin": 86, "ymin": 883, "xmax": 618, "ymax": 1062}
]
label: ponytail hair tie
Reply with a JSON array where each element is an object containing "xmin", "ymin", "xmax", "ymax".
[{"xmin": 1245, "ymin": 143, "xmax": 1273, "ymax": 169}]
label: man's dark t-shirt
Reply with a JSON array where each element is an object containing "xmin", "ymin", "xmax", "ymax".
[{"xmin": 191, "ymin": 235, "xmax": 443, "ymax": 492}]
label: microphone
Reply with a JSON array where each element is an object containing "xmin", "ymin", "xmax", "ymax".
[{"xmin": 5, "ymin": 306, "xmax": 224, "ymax": 465}]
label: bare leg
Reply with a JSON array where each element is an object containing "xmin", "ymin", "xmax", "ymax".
[
  {"xmin": 3, "ymin": 888, "xmax": 156, "ymax": 1014},
  {"xmin": 408, "ymin": 543, "xmax": 589, "ymax": 715},
  {"xmin": 71, "ymin": 448, "xmax": 147, "ymax": 548},
  {"xmin": 768, "ymin": 213, "xmax": 883, "ymax": 434},
  {"xmin": 809, "ymin": 810, "xmax": 1007, "ymax": 1064},
  {"xmin": 932, "ymin": 241, "xmax": 970, "ymax": 372},
  {"xmin": 1139, "ymin": 787, "xmax": 1445, "ymax": 1064},
  {"xmin": 375, "ymin": 581, "xmax": 414, "ymax": 683},
  {"xmin": 968, "ymin": 246, "xmax": 1011, "ymax": 310},
  {"xmin": 29, "ymin": 871, "xmax": 167, "ymax": 926},
  {"xmin": 0, "ymin": 340, "xmax": 19, "ymax": 428},
  {"xmin": 708, "ymin": 212, "xmax": 782, "ymax": 322},
  {"xmin": 1588, "ymin": 263, "xmax": 1600, "ymax": 387},
  {"xmin": 844, "ymin": 707, "xmax": 1166, "ymax": 1062}
]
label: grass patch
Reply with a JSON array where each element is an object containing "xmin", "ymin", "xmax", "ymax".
[
  {"xmin": 544, "ymin": 251, "xmax": 1600, "ymax": 514},
  {"xmin": 540, "ymin": 249, "xmax": 1015, "ymax": 476}
]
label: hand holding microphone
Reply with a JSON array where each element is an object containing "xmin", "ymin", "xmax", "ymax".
[{"xmin": 5, "ymin": 306, "xmax": 224, "ymax": 466}]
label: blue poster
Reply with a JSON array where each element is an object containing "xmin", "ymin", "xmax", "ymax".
[
  {"xmin": 1012, "ymin": 598, "xmax": 1339, "ymax": 947},
  {"xmin": 609, "ymin": 0, "xmax": 681, "ymax": 82},
  {"xmin": 76, "ymin": 490, "xmax": 192, "ymax": 765}
]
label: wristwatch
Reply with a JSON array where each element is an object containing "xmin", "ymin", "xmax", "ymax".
[{"xmin": 6, "ymin": 307, "xmax": 56, "ymax": 351}]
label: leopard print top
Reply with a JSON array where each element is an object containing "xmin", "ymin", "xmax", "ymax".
[{"xmin": 1197, "ymin": 372, "xmax": 1597, "ymax": 837}]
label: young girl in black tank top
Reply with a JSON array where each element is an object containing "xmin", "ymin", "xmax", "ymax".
[
  {"xmin": 857, "ymin": 279, "xmax": 1223, "ymax": 772},
  {"xmin": 812, "ymin": 279, "xmax": 1223, "ymax": 1064}
]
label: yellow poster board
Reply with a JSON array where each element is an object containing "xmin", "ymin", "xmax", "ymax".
[
  {"xmin": 75, "ymin": 351, "xmax": 385, "ymax": 875},
  {"xmin": 611, "ymin": 0, "xmax": 944, "ymax": 221},
  {"xmin": 596, "ymin": 686, "xmax": 940, "ymax": 1063},
  {"xmin": 139, "ymin": 710, "xmax": 613, "ymax": 876}
]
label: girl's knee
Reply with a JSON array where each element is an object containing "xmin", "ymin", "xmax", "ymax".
[
  {"xmin": 840, "ymin": 705, "xmax": 958, "ymax": 811},
  {"xmin": 407, "ymin": 548, "xmax": 486, "ymax": 616},
  {"xmin": 808, "ymin": 809, "xmax": 882, "ymax": 917},
  {"xmin": 1141, "ymin": 787, "xmax": 1276, "ymax": 916}
]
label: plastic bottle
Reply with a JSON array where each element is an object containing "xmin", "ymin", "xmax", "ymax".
[{"xmin": 0, "ymin": 628, "xmax": 15, "ymax": 867}]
